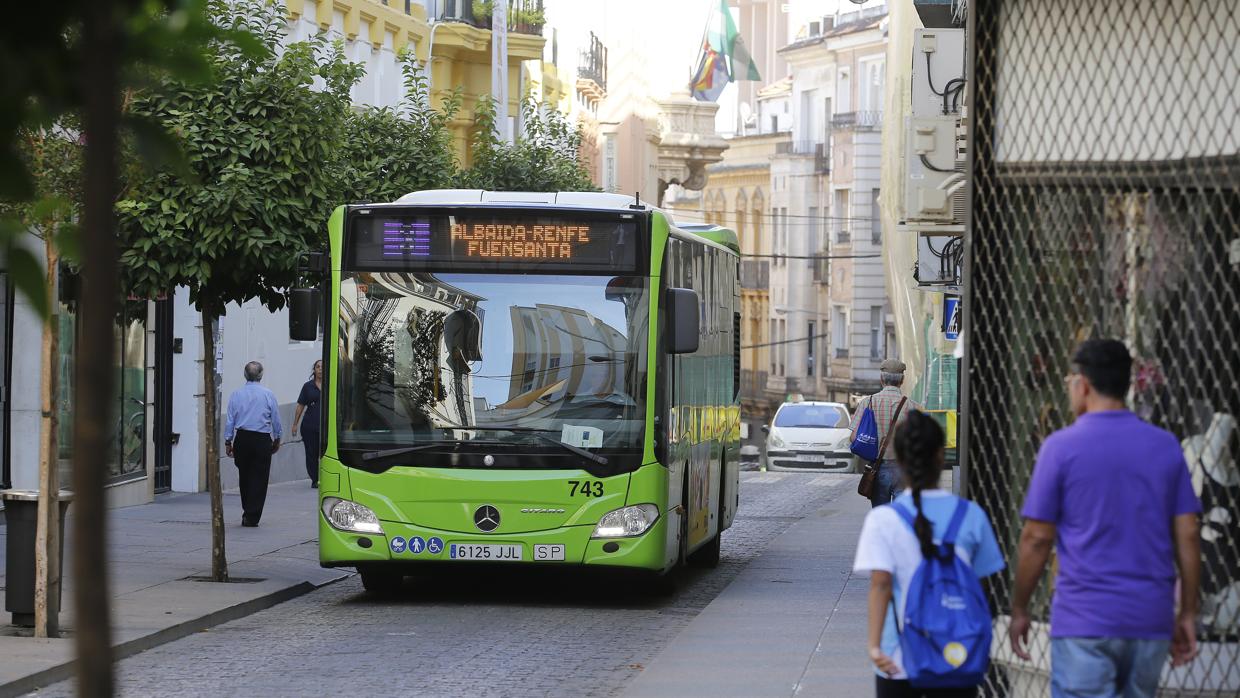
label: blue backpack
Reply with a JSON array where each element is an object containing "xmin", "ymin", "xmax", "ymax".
[
  {"xmin": 889, "ymin": 499, "xmax": 992, "ymax": 688},
  {"xmin": 849, "ymin": 403, "xmax": 880, "ymax": 462}
]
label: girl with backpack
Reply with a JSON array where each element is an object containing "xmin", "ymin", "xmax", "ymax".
[{"xmin": 852, "ymin": 411, "xmax": 1006, "ymax": 697}]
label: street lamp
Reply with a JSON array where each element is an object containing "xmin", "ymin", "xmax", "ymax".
[{"xmin": 424, "ymin": 20, "xmax": 464, "ymax": 94}]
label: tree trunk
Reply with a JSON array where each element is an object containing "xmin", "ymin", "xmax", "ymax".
[
  {"xmin": 34, "ymin": 237, "xmax": 60, "ymax": 638},
  {"xmin": 203, "ymin": 312, "xmax": 228, "ymax": 582},
  {"xmin": 74, "ymin": 0, "xmax": 120, "ymax": 694}
]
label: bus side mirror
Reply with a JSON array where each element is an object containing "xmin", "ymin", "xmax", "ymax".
[
  {"xmin": 289, "ymin": 288, "xmax": 320, "ymax": 342},
  {"xmin": 666, "ymin": 287, "xmax": 700, "ymax": 355}
]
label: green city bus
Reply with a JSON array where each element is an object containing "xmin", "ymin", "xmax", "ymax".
[{"xmin": 291, "ymin": 190, "xmax": 741, "ymax": 592}]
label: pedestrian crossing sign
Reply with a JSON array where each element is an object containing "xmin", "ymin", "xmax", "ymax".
[{"xmin": 943, "ymin": 296, "xmax": 961, "ymax": 341}]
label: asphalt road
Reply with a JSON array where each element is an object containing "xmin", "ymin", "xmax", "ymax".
[{"xmin": 30, "ymin": 471, "xmax": 852, "ymax": 698}]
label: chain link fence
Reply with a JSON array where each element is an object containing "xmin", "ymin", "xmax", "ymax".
[{"xmin": 964, "ymin": 1, "xmax": 1239, "ymax": 695}]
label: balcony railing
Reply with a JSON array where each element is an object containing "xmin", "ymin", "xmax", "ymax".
[
  {"xmin": 836, "ymin": 230, "xmax": 851, "ymax": 244},
  {"xmin": 835, "ymin": 347, "xmax": 850, "ymax": 359},
  {"xmin": 577, "ymin": 31, "xmax": 607, "ymax": 90},
  {"xmin": 428, "ymin": 0, "xmax": 545, "ymax": 35},
  {"xmin": 740, "ymin": 369, "xmax": 769, "ymax": 401},
  {"xmin": 814, "ymin": 142, "xmax": 830, "ymax": 173},
  {"xmin": 741, "ymin": 259, "xmax": 770, "ymax": 289},
  {"xmin": 775, "ymin": 139, "xmax": 821, "ymax": 155},
  {"xmin": 812, "ymin": 248, "xmax": 829, "ymax": 282},
  {"xmin": 831, "ymin": 110, "xmax": 883, "ymax": 131}
]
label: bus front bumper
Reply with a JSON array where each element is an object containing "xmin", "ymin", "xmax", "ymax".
[{"xmin": 319, "ymin": 513, "xmax": 668, "ymax": 571}]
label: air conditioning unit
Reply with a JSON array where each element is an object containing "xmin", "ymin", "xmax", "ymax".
[
  {"xmin": 911, "ymin": 28, "xmax": 966, "ymax": 118},
  {"xmin": 904, "ymin": 115, "xmax": 962, "ymax": 223}
]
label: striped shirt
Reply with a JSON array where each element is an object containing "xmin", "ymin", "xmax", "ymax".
[{"xmin": 850, "ymin": 386, "xmax": 923, "ymax": 458}]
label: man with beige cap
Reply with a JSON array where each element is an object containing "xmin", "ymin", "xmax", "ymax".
[{"xmin": 851, "ymin": 359, "xmax": 923, "ymax": 506}]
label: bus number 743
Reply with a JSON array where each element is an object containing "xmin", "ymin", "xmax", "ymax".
[{"xmin": 568, "ymin": 480, "xmax": 604, "ymax": 497}]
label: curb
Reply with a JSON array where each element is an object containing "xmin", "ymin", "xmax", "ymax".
[{"xmin": 0, "ymin": 574, "xmax": 346, "ymax": 698}]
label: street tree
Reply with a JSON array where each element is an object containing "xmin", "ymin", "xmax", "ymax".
[
  {"xmin": 457, "ymin": 96, "xmax": 596, "ymax": 193},
  {"xmin": 115, "ymin": 0, "xmax": 362, "ymax": 582},
  {"xmin": 336, "ymin": 56, "xmax": 461, "ymax": 204},
  {"xmin": 1, "ymin": 1, "xmax": 251, "ymax": 693}
]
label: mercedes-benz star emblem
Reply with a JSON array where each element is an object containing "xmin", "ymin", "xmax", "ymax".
[{"xmin": 474, "ymin": 505, "xmax": 501, "ymax": 533}]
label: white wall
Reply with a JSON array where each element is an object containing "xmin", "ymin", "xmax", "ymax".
[
  {"xmin": 216, "ymin": 301, "xmax": 322, "ymax": 490},
  {"xmin": 170, "ymin": 296, "xmax": 204, "ymax": 492},
  {"xmin": 8, "ymin": 236, "xmax": 46, "ymax": 492}
]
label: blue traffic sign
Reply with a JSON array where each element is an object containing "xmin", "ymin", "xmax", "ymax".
[
  {"xmin": 427, "ymin": 537, "xmax": 444, "ymax": 554},
  {"xmin": 943, "ymin": 297, "xmax": 961, "ymax": 341},
  {"xmin": 408, "ymin": 536, "xmax": 426, "ymax": 554}
]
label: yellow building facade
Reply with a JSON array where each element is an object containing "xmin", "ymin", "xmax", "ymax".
[{"xmin": 284, "ymin": 0, "xmax": 554, "ymax": 164}]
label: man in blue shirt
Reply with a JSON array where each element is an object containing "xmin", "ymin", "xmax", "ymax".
[{"xmin": 225, "ymin": 361, "xmax": 283, "ymax": 527}]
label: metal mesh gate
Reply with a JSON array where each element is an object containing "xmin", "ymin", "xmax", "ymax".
[{"xmin": 965, "ymin": 1, "xmax": 1239, "ymax": 695}]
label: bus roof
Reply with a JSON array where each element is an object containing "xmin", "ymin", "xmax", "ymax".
[
  {"xmin": 676, "ymin": 224, "xmax": 740, "ymax": 254},
  {"xmin": 395, "ymin": 189, "xmax": 650, "ymax": 210}
]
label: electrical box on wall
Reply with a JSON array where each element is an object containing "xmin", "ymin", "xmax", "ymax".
[
  {"xmin": 916, "ymin": 234, "xmax": 963, "ymax": 290},
  {"xmin": 904, "ymin": 115, "xmax": 961, "ymax": 222},
  {"xmin": 912, "ymin": 28, "xmax": 966, "ymax": 117}
]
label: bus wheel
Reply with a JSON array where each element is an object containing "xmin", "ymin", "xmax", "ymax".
[
  {"xmin": 358, "ymin": 566, "xmax": 403, "ymax": 595},
  {"xmin": 687, "ymin": 530, "xmax": 721, "ymax": 568}
]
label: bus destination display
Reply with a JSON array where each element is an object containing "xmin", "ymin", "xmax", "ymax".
[{"xmin": 350, "ymin": 210, "xmax": 640, "ymax": 271}]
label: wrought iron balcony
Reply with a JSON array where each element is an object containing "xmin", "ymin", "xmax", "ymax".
[
  {"xmin": 429, "ymin": 0, "xmax": 545, "ymax": 35},
  {"xmin": 741, "ymin": 260, "xmax": 770, "ymax": 289},
  {"xmin": 740, "ymin": 369, "xmax": 769, "ymax": 401},
  {"xmin": 577, "ymin": 31, "xmax": 607, "ymax": 90},
  {"xmin": 775, "ymin": 140, "xmax": 821, "ymax": 155},
  {"xmin": 830, "ymin": 110, "xmax": 883, "ymax": 131}
]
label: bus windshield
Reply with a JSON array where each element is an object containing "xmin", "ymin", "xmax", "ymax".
[{"xmin": 337, "ymin": 271, "xmax": 649, "ymax": 460}]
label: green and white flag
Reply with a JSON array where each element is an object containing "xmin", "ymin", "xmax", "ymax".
[
  {"xmin": 708, "ymin": 0, "xmax": 761, "ymax": 83},
  {"xmin": 691, "ymin": 0, "xmax": 761, "ymax": 101}
]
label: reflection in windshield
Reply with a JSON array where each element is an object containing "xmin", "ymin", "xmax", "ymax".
[
  {"xmin": 338, "ymin": 272, "xmax": 648, "ymax": 456},
  {"xmin": 774, "ymin": 404, "xmax": 850, "ymax": 429}
]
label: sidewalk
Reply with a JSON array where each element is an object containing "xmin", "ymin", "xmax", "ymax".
[
  {"xmin": 0, "ymin": 480, "xmax": 347, "ymax": 698},
  {"xmin": 624, "ymin": 482, "xmax": 877, "ymax": 698}
]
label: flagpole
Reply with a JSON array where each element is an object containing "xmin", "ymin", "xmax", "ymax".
[{"xmin": 690, "ymin": 0, "xmax": 715, "ymax": 81}]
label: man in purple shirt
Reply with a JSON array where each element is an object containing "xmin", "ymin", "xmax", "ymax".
[{"xmin": 1010, "ymin": 339, "xmax": 1202, "ymax": 698}]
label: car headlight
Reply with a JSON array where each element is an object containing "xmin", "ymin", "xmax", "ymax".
[
  {"xmin": 591, "ymin": 504, "xmax": 660, "ymax": 538},
  {"xmin": 769, "ymin": 433, "xmax": 787, "ymax": 449},
  {"xmin": 321, "ymin": 497, "xmax": 384, "ymax": 534}
]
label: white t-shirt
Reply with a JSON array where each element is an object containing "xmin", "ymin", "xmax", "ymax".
[{"xmin": 852, "ymin": 490, "xmax": 1006, "ymax": 679}]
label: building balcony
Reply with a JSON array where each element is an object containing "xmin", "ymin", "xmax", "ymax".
[
  {"xmin": 835, "ymin": 230, "xmax": 851, "ymax": 244},
  {"xmin": 428, "ymin": 0, "xmax": 545, "ymax": 35},
  {"xmin": 577, "ymin": 31, "xmax": 607, "ymax": 91},
  {"xmin": 740, "ymin": 369, "xmax": 769, "ymax": 402},
  {"xmin": 776, "ymin": 140, "xmax": 818, "ymax": 155},
  {"xmin": 811, "ymin": 248, "xmax": 829, "ymax": 282},
  {"xmin": 741, "ymin": 259, "xmax": 770, "ymax": 289},
  {"xmin": 835, "ymin": 347, "xmax": 850, "ymax": 359},
  {"xmin": 776, "ymin": 141, "xmax": 830, "ymax": 172},
  {"xmin": 831, "ymin": 110, "xmax": 883, "ymax": 131}
]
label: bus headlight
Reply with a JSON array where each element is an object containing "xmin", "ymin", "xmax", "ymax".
[
  {"xmin": 321, "ymin": 497, "xmax": 384, "ymax": 534},
  {"xmin": 591, "ymin": 504, "xmax": 660, "ymax": 538}
]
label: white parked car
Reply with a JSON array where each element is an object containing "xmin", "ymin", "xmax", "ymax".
[{"xmin": 762, "ymin": 401, "xmax": 856, "ymax": 472}]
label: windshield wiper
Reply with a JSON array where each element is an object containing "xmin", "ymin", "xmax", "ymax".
[{"xmin": 361, "ymin": 443, "xmax": 443, "ymax": 463}]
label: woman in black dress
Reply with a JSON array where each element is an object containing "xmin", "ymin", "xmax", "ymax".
[{"xmin": 292, "ymin": 360, "xmax": 323, "ymax": 487}]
